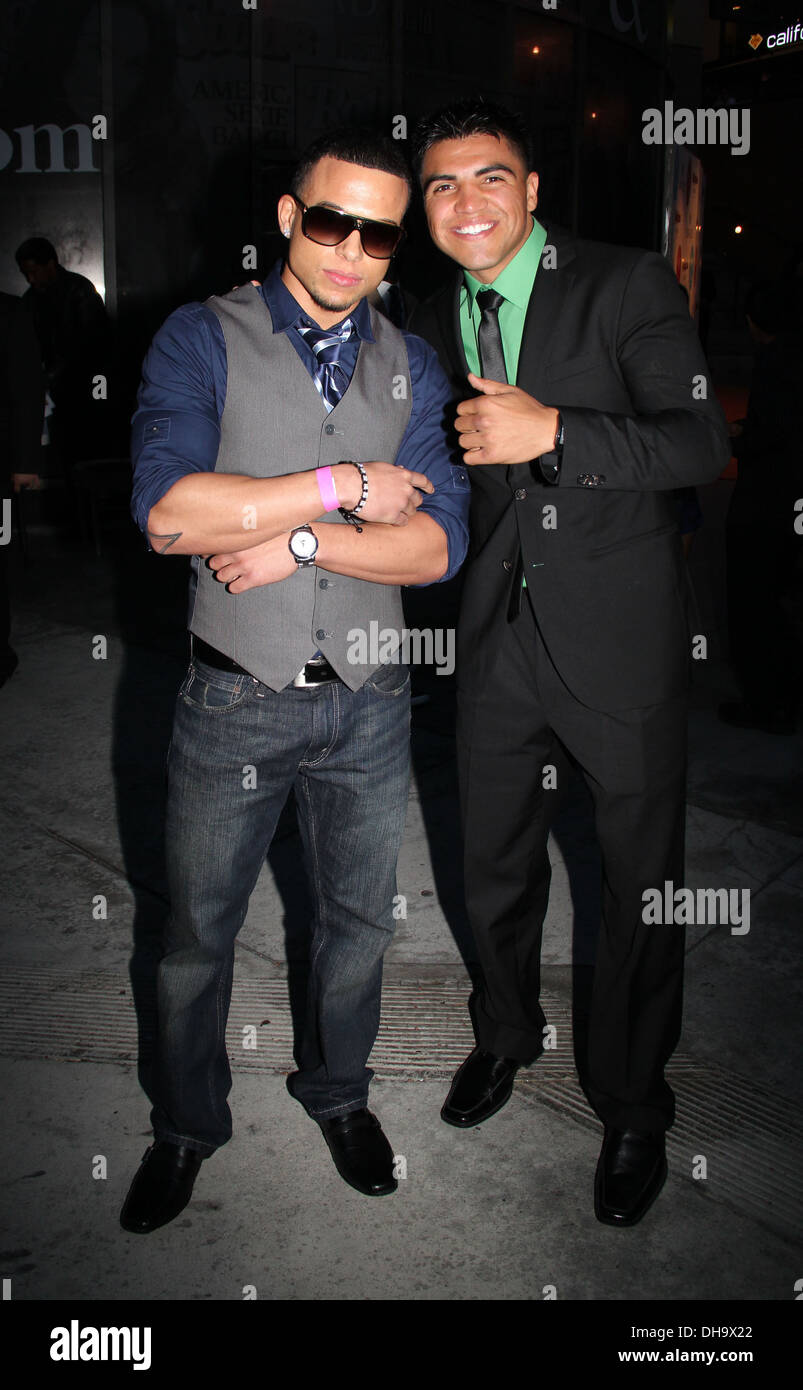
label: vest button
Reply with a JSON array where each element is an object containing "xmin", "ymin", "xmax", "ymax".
[
  {"xmin": 515, "ymin": 488, "xmax": 527, "ymax": 500},
  {"xmin": 315, "ymin": 629, "xmax": 327, "ymax": 641},
  {"xmin": 318, "ymin": 578, "xmax": 329, "ymax": 589},
  {"xmin": 324, "ymin": 424, "xmax": 335, "ymax": 435}
]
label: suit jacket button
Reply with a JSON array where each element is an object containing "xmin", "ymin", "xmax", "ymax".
[
  {"xmin": 324, "ymin": 424, "xmax": 335, "ymax": 435},
  {"xmin": 515, "ymin": 488, "xmax": 527, "ymax": 500},
  {"xmin": 315, "ymin": 629, "xmax": 327, "ymax": 640},
  {"xmin": 503, "ymin": 559, "xmax": 513, "ymax": 571}
]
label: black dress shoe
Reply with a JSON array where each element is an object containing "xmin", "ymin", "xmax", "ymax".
[
  {"xmin": 120, "ymin": 1141, "xmax": 204, "ymax": 1234},
  {"xmin": 318, "ymin": 1109, "xmax": 397, "ymax": 1196},
  {"xmin": 594, "ymin": 1127, "xmax": 667, "ymax": 1227},
  {"xmin": 441, "ymin": 1047, "xmax": 520, "ymax": 1128}
]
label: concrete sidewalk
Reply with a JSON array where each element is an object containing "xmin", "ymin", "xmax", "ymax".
[{"xmin": 1, "ymin": 487, "xmax": 801, "ymax": 1302}]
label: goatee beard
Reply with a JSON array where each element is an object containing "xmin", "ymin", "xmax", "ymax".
[{"xmin": 307, "ymin": 286, "xmax": 357, "ymax": 314}]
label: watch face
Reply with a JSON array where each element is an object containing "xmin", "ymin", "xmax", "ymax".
[{"xmin": 291, "ymin": 529, "xmax": 317, "ymax": 560}]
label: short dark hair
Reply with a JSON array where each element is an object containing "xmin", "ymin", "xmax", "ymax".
[
  {"xmin": 410, "ymin": 97, "xmax": 534, "ymax": 181},
  {"xmin": 291, "ymin": 128, "xmax": 413, "ymax": 203},
  {"xmin": 15, "ymin": 236, "xmax": 58, "ymax": 267}
]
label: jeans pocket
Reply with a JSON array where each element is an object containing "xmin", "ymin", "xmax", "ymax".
[
  {"xmin": 179, "ymin": 660, "xmax": 255, "ymax": 711},
  {"xmin": 364, "ymin": 661, "xmax": 411, "ymax": 697}
]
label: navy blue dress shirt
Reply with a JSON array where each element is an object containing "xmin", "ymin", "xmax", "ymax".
[{"xmin": 130, "ymin": 264, "xmax": 470, "ymax": 582}]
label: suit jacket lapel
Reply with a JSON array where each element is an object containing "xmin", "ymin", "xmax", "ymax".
[
  {"xmin": 509, "ymin": 226, "xmax": 577, "ymax": 485},
  {"xmin": 515, "ymin": 225, "xmax": 576, "ymax": 399}
]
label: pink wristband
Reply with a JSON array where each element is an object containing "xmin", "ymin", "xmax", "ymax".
[{"xmin": 316, "ymin": 466, "xmax": 339, "ymax": 513}]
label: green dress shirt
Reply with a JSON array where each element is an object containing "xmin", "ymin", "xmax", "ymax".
[
  {"xmin": 459, "ymin": 217, "xmax": 548, "ymax": 590},
  {"xmin": 459, "ymin": 216, "xmax": 547, "ymax": 383}
]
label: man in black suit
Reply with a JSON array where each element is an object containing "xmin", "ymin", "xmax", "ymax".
[
  {"xmin": 409, "ymin": 99, "xmax": 730, "ymax": 1225},
  {"xmin": 0, "ymin": 292, "xmax": 44, "ymax": 687},
  {"xmin": 15, "ymin": 237, "xmax": 111, "ymax": 476}
]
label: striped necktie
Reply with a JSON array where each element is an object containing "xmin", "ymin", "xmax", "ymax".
[{"xmin": 296, "ymin": 318, "xmax": 355, "ymax": 412}]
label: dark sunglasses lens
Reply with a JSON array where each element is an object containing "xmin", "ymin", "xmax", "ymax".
[
  {"xmin": 360, "ymin": 222, "xmax": 402, "ymax": 258},
  {"xmin": 303, "ymin": 205, "xmax": 402, "ymax": 259},
  {"xmin": 303, "ymin": 206, "xmax": 352, "ymax": 246}
]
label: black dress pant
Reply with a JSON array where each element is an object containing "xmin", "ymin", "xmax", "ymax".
[{"xmin": 456, "ymin": 589, "xmax": 687, "ymax": 1133}]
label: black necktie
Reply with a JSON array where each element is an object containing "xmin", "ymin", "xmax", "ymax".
[
  {"xmin": 476, "ymin": 288, "xmax": 507, "ymax": 383},
  {"xmin": 477, "ymin": 289, "xmax": 521, "ymax": 598}
]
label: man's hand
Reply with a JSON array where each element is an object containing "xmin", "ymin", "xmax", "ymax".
[
  {"xmin": 207, "ymin": 533, "xmax": 296, "ymax": 593},
  {"xmin": 335, "ymin": 460, "xmax": 434, "ymax": 525},
  {"xmin": 456, "ymin": 372, "xmax": 559, "ymax": 465},
  {"xmin": 12, "ymin": 473, "xmax": 40, "ymax": 491}
]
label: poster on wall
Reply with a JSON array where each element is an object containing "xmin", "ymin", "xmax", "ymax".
[{"xmin": 662, "ymin": 142, "xmax": 706, "ymax": 321}]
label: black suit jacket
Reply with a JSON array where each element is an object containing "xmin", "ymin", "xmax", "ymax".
[
  {"xmin": 0, "ymin": 292, "xmax": 44, "ymax": 496},
  {"xmin": 410, "ymin": 225, "xmax": 731, "ymax": 711}
]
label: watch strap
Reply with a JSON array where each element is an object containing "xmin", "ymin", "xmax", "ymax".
[{"xmin": 539, "ymin": 411, "xmax": 563, "ymax": 485}]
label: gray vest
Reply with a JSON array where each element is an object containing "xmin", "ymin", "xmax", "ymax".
[{"xmin": 188, "ymin": 284, "xmax": 412, "ymax": 691}]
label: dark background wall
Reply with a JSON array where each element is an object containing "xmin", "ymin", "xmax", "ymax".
[
  {"xmin": 4, "ymin": 0, "xmax": 800, "ymax": 420},
  {"xmin": 0, "ymin": 0, "xmax": 673, "ymax": 401}
]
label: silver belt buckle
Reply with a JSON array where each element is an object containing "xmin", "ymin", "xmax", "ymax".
[{"xmin": 292, "ymin": 658, "xmax": 327, "ymax": 688}]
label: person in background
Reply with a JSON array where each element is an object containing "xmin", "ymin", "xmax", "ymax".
[
  {"xmin": 15, "ymin": 237, "xmax": 111, "ymax": 479},
  {"xmin": 0, "ymin": 291, "xmax": 45, "ymax": 688}
]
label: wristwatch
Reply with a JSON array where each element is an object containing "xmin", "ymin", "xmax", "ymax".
[
  {"xmin": 288, "ymin": 524, "xmax": 318, "ymax": 568},
  {"xmin": 539, "ymin": 410, "xmax": 564, "ymax": 485}
]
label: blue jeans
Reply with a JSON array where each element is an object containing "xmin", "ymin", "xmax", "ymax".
[{"xmin": 150, "ymin": 655, "xmax": 411, "ymax": 1155}]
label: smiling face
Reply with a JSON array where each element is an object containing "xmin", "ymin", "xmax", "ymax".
[
  {"xmin": 420, "ymin": 133, "xmax": 539, "ymax": 283},
  {"xmin": 277, "ymin": 156, "xmax": 409, "ymax": 326}
]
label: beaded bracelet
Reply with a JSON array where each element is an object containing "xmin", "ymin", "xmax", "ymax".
[{"xmin": 337, "ymin": 460, "xmax": 369, "ymax": 533}]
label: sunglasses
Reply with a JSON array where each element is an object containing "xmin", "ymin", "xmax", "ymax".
[{"xmin": 291, "ymin": 196, "xmax": 405, "ymax": 260}]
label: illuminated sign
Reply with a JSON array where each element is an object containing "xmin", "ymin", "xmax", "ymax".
[
  {"xmin": 749, "ymin": 22, "xmax": 803, "ymax": 52},
  {"xmin": 767, "ymin": 22, "xmax": 803, "ymax": 48}
]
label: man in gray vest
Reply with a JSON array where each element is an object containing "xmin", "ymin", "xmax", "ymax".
[{"xmin": 122, "ymin": 129, "xmax": 470, "ymax": 1233}]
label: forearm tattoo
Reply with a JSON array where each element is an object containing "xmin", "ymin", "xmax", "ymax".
[{"xmin": 147, "ymin": 529, "xmax": 183, "ymax": 554}]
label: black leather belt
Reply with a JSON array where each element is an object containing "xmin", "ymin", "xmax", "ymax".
[{"xmin": 191, "ymin": 636, "xmax": 340, "ymax": 687}]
